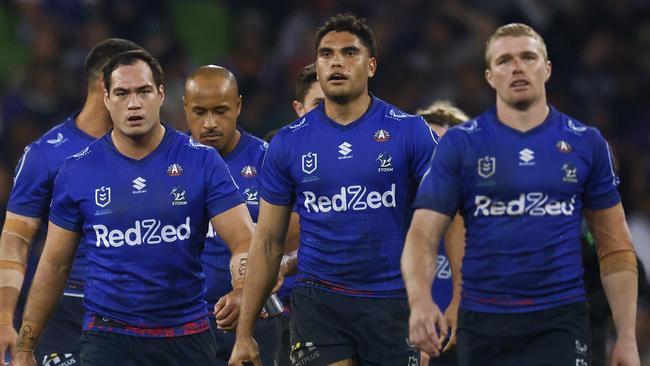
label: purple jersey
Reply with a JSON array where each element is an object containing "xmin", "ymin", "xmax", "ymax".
[
  {"xmin": 261, "ymin": 96, "xmax": 437, "ymax": 297},
  {"xmin": 201, "ymin": 129, "xmax": 267, "ymax": 306},
  {"xmin": 8, "ymin": 112, "xmax": 94, "ymax": 295},
  {"xmin": 414, "ymin": 106, "xmax": 620, "ymax": 313},
  {"xmin": 49, "ymin": 125, "xmax": 243, "ymax": 329}
]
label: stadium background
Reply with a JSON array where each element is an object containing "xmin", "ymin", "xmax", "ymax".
[{"xmin": 0, "ymin": 0, "xmax": 648, "ymax": 362}]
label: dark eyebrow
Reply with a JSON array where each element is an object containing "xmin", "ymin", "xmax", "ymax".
[
  {"xmin": 342, "ymin": 46, "xmax": 360, "ymax": 53},
  {"xmin": 318, "ymin": 46, "xmax": 333, "ymax": 53},
  {"xmin": 136, "ymin": 85, "xmax": 154, "ymax": 92}
]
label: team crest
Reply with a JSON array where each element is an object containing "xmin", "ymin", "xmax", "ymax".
[
  {"xmin": 478, "ymin": 156, "xmax": 496, "ymax": 178},
  {"xmin": 301, "ymin": 152, "xmax": 318, "ymax": 174},
  {"xmin": 376, "ymin": 151, "xmax": 393, "ymax": 172},
  {"xmin": 241, "ymin": 165, "xmax": 257, "ymax": 177},
  {"xmin": 243, "ymin": 187, "xmax": 259, "ymax": 205},
  {"xmin": 95, "ymin": 186, "xmax": 111, "ymax": 207},
  {"xmin": 562, "ymin": 162, "xmax": 578, "ymax": 183},
  {"xmin": 556, "ymin": 140, "xmax": 572, "ymax": 153},
  {"xmin": 167, "ymin": 163, "xmax": 184, "ymax": 176},
  {"xmin": 170, "ymin": 186, "xmax": 188, "ymax": 205},
  {"xmin": 373, "ymin": 129, "xmax": 391, "ymax": 142}
]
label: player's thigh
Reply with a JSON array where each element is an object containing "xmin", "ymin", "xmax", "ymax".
[
  {"xmin": 350, "ymin": 297, "xmax": 419, "ymax": 366},
  {"xmin": 142, "ymin": 330, "xmax": 217, "ymax": 366},
  {"xmin": 35, "ymin": 295, "xmax": 84, "ymax": 365},
  {"xmin": 329, "ymin": 358, "xmax": 358, "ymax": 366},
  {"xmin": 80, "ymin": 331, "xmax": 138, "ymax": 366},
  {"xmin": 519, "ymin": 302, "xmax": 591, "ymax": 366},
  {"xmin": 290, "ymin": 286, "xmax": 356, "ymax": 366}
]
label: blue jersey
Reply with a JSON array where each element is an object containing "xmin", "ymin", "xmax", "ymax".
[
  {"xmin": 8, "ymin": 112, "xmax": 94, "ymax": 295},
  {"xmin": 414, "ymin": 106, "xmax": 620, "ymax": 313},
  {"xmin": 201, "ymin": 129, "xmax": 267, "ymax": 306},
  {"xmin": 49, "ymin": 125, "xmax": 243, "ymax": 328},
  {"xmin": 261, "ymin": 96, "xmax": 437, "ymax": 297}
]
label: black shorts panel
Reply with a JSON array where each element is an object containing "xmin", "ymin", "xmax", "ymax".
[
  {"xmin": 290, "ymin": 286, "xmax": 418, "ymax": 366},
  {"xmin": 35, "ymin": 295, "xmax": 84, "ymax": 365},
  {"xmin": 457, "ymin": 302, "xmax": 591, "ymax": 366},
  {"xmin": 209, "ymin": 316, "xmax": 281, "ymax": 366},
  {"xmin": 80, "ymin": 329, "xmax": 217, "ymax": 366}
]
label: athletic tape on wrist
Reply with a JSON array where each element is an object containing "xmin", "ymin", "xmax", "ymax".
[
  {"xmin": 599, "ymin": 250, "xmax": 638, "ymax": 277},
  {"xmin": 2, "ymin": 218, "xmax": 38, "ymax": 244},
  {"xmin": 0, "ymin": 311, "xmax": 13, "ymax": 325}
]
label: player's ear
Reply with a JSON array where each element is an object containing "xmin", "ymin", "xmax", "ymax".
[
  {"xmin": 158, "ymin": 85, "xmax": 165, "ymax": 105},
  {"xmin": 236, "ymin": 95, "xmax": 242, "ymax": 118},
  {"xmin": 544, "ymin": 60, "xmax": 552, "ymax": 82},
  {"xmin": 485, "ymin": 68, "xmax": 495, "ymax": 89},
  {"xmin": 368, "ymin": 57, "xmax": 377, "ymax": 78},
  {"xmin": 292, "ymin": 100, "xmax": 304, "ymax": 116}
]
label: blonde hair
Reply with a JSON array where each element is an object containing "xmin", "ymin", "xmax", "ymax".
[
  {"xmin": 416, "ymin": 100, "xmax": 469, "ymax": 128},
  {"xmin": 485, "ymin": 23, "xmax": 548, "ymax": 68}
]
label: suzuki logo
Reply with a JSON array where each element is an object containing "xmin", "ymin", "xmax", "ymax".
[
  {"xmin": 519, "ymin": 148, "xmax": 535, "ymax": 165},
  {"xmin": 338, "ymin": 142, "xmax": 352, "ymax": 156},
  {"xmin": 132, "ymin": 177, "xmax": 147, "ymax": 191}
]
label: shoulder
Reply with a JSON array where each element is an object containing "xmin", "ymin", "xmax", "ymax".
[
  {"xmin": 243, "ymin": 131, "xmax": 269, "ymax": 153},
  {"xmin": 27, "ymin": 120, "xmax": 72, "ymax": 154},
  {"xmin": 553, "ymin": 109, "xmax": 605, "ymax": 142},
  {"xmin": 376, "ymin": 98, "xmax": 425, "ymax": 126}
]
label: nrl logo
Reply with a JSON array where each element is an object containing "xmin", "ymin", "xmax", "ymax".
[
  {"xmin": 95, "ymin": 186, "xmax": 111, "ymax": 207},
  {"xmin": 478, "ymin": 156, "xmax": 496, "ymax": 178},
  {"xmin": 301, "ymin": 152, "xmax": 318, "ymax": 174}
]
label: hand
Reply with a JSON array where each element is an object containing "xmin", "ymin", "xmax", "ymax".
[
  {"xmin": 0, "ymin": 324, "xmax": 17, "ymax": 364},
  {"xmin": 228, "ymin": 336, "xmax": 262, "ymax": 366},
  {"xmin": 442, "ymin": 299, "xmax": 459, "ymax": 353},
  {"xmin": 420, "ymin": 350, "xmax": 430, "ymax": 366},
  {"xmin": 408, "ymin": 296, "xmax": 446, "ymax": 357},
  {"xmin": 609, "ymin": 335, "xmax": 640, "ymax": 366},
  {"xmin": 214, "ymin": 288, "xmax": 242, "ymax": 331},
  {"xmin": 12, "ymin": 351, "xmax": 37, "ymax": 366}
]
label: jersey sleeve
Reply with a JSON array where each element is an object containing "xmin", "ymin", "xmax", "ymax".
[
  {"xmin": 7, "ymin": 144, "xmax": 53, "ymax": 218},
  {"xmin": 204, "ymin": 149, "xmax": 245, "ymax": 218},
  {"xmin": 260, "ymin": 133, "xmax": 294, "ymax": 206},
  {"xmin": 48, "ymin": 159, "xmax": 83, "ymax": 231},
  {"xmin": 412, "ymin": 130, "xmax": 463, "ymax": 218},
  {"xmin": 409, "ymin": 117, "xmax": 438, "ymax": 181},
  {"xmin": 582, "ymin": 130, "xmax": 621, "ymax": 209}
]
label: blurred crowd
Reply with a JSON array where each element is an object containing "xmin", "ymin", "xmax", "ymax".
[{"xmin": 0, "ymin": 0, "xmax": 649, "ymax": 284}]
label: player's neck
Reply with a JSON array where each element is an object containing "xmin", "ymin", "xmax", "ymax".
[
  {"xmin": 496, "ymin": 97, "xmax": 549, "ymax": 132},
  {"xmin": 323, "ymin": 93, "xmax": 371, "ymax": 126},
  {"xmin": 76, "ymin": 90, "xmax": 113, "ymax": 138},
  {"xmin": 218, "ymin": 129, "xmax": 241, "ymax": 157},
  {"xmin": 111, "ymin": 123, "xmax": 166, "ymax": 160}
]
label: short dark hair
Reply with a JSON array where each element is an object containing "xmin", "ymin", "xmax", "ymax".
[
  {"xmin": 84, "ymin": 38, "xmax": 141, "ymax": 85},
  {"xmin": 102, "ymin": 49, "xmax": 164, "ymax": 92},
  {"xmin": 315, "ymin": 13, "xmax": 377, "ymax": 58},
  {"xmin": 295, "ymin": 63, "xmax": 317, "ymax": 103}
]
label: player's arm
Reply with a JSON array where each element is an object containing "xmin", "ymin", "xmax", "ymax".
[
  {"xmin": 441, "ymin": 213, "xmax": 465, "ymax": 352},
  {"xmin": 401, "ymin": 208, "xmax": 452, "ymax": 358},
  {"xmin": 584, "ymin": 203, "xmax": 640, "ymax": 365},
  {"xmin": 13, "ymin": 222, "xmax": 79, "ymax": 364},
  {"xmin": 0, "ymin": 212, "xmax": 40, "ymax": 361},
  {"xmin": 271, "ymin": 211, "xmax": 300, "ymax": 293},
  {"xmin": 229, "ymin": 199, "xmax": 290, "ymax": 366},
  {"xmin": 211, "ymin": 203, "xmax": 254, "ymax": 330}
]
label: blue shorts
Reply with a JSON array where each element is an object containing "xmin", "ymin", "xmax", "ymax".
[
  {"xmin": 80, "ymin": 329, "xmax": 217, "ymax": 366},
  {"xmin": 290, "ymin": 286, "xmax": 418, "ymax": 366},
  {"xmin": 35, "ymin": 294, "xmax": 83, "ymax": 366},
  {"xmin": 457, "ymin": 302, "xmax": 591, "ymax": 366}
]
